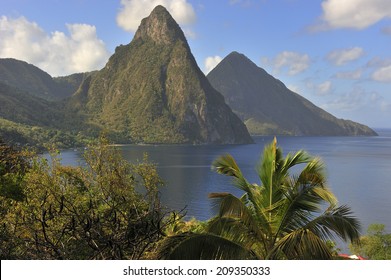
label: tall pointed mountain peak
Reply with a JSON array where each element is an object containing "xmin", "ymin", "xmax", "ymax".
[
  {"xmin": 208, "ymin": 52, "xmax": 377, "ymax": 136},
  {"xmin": 68, "ymin": 6, "xmax": 253, "ymax": 144},
  {"xmin": 134, "ymin": 5, "xmax": 186, "ymax": 45},
  {"xmin": 217, "ymin": 51, "xmax": 262, "ymax": 72},
  {"xmin": 226, "ymin": 51, "xmax": 250, "ymax": 61}
]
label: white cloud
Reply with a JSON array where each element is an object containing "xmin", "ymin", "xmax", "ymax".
[
  {"xmin": 116, "ymin": 0, "xmax": 196, "ymax": 32},
  {"xmin": 0, "ymin": 16, "xmax": 110, "ymax": 76},
  {"xmin": 320, "ymin": 0, "xmax": 391, "ymax": 29},
  {"xmin": 321, "ymin": 89, "xmax": 367, "ymax": 111},
  {"xmin": 372, "ymin": 64, "xmax": 391, "ymax": 82},
  {"xmin": 317, "ymin": 81, "xmax": 332, "ymax": 95},
  {"xmin": 321, "ymin": 87, "xmax": 390, "ymax": 114},
  {"xmin": 266, "ymin": 51, "xmax": 311, "ymax": 75},
  {"xmin": 204, "ymin": 55, "xmax": 222, "ymax": 74},
  {"xmin": 305, "ymin": 80, "xmax": 333, "ymax": 96},
  {"xmin": 287, "ymin": 84, "xmax": 302, "ymax": 94},
  {"xmin": 326, "ymin": 47, "xmax": 364, "ymax": 66},
  {"xmin": 334, "ymin": 68, "xmax": 363, "ymax": 79},
  {"xmin": 182, "ymin": 27, "xmax": 197, "ymax": 39},
  {"xmin": 319, "ymin": 87, "xmax": 391, "ymax": 128}
]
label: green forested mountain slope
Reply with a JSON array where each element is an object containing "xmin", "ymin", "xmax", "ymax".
[
  {"xmin": 0, "ymin": 82, "xmax": 90, "ymax": 148},
  {"xmin": 0, "ymin": 58, "xmax": 85, "ymax": 101},
  {"xmin": 0, "ymin": 82, "xmax": 60, "ymax": 126},
  {"xmin": 69, "ymin": 6, "xmax": 253, "ymax": 144},
  {"xmin": 207, "ymin": 52, "xmax": 377, "ymax": 136},
  {"xmin": 0, "ymin": 7, "xmax": 378, "ymax": 148}
]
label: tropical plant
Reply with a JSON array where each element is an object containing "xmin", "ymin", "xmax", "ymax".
[
  {"xmin": 158, "ymin": 138, "xmax": 361, "ymax": 259},
  {"xmin": 0, "ymin": 137, "xmax": 31, "ymax": 201},
  {"xmin": 350, "ymin": 224, "xmax": 391, "ymax": 260},
  {"xmin": 0, "ymin": 137, "xmax": 170, "ymax": 259}
]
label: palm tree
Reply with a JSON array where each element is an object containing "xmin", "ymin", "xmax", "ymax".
[{"xmin": 158, "ymin": 138, "xmax": 361, "ymax": 259}]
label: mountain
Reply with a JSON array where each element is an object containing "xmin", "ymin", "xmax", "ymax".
[
  {"xmin": 207, "ymin": 52, "xmax": 377, "ymax": 136},
  {"xmin": 0, "ymin": 58, "xmax": 96, "ymax": 147},
  {"xmin": 0, "ymin": 81, "xmax": 91, "ymax": 148},
  {"xmin": 0, "ymin": 58, "xmax": 84, "ymax": 101},
  {"xmin": 0, "ymin": 82, "xmax": 60, "ymax": 126},
  {"xmin": 69, "ymin": 6, "xmax": 252, "ymax": 144}
]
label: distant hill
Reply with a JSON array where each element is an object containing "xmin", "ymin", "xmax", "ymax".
[
  {"xmin": 0, "ymin": 81, "xmax": 89, "ymax": 148},
  {"xmin": 69, "ymin": 6, "xmax": 252, "ymax": 144},
  {"xmin": 54, "ymin": 72, "xmax": 94, "ymax": 99},
  {"xmin": 0, "ymin": 7, "xmax": 378, "ymax": 148},
  {"xmin": 0, "ymin": 59, "xmax": 95, "ymax": 147},
  {"xmin": 0, "ymin": 58, "xmax": 86, "ymax": 101},
  {"xmin": 0, "ymin": 82, "xmax": 60, "ymax": 126},
  {"xmin": 207, "ymin": 52, "xmax": 377, "ymax": 136}
]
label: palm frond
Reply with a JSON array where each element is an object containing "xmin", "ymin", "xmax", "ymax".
[
  {"xmin": 296, "ymin": 158, "xmax": 336, "ymax": 205},
  {"xmin": 207, "ymin": 217, "xmax": 261, "ymax": 250},
  {"xmin": 212, "ymin": 193, "xmax": 252, "ymax": 219},
  {"xmin": 258, "ymin": 137, "xmax": 278, "ymax": 191},
  {"xmin": 157, "ymin": 233, "xmax": 257, "ymax": 260},
  {"xmin": 270, "ymin": 229, "xmax": 333, "ymax": 260},
  {"xmin": 206, "ymin": 138, "xmax": 360, "ymax": 260},
  {"xmin": 257, "ymin": 138, "xmax": 289, "ymax": 226},
  {"xmin": 274, "ymin": 179, "xmax": 337, "ymax": 240},
  {"xmin": 304, "ymin": 205, "xmax": 361, "ymax": 243},
  {"xmin": 281, "ymin": 150, "xmax": 311, "ymax": 173},
  {"xmin": 208, "ymin": 193, "xmax": 270, "ymax": 244},
  {"xmin": 212, "ymin": 154, "xmax": 251, "ymax": 193},
  {"xmin": 263, "ymin": 155, "xmax": 337, "ymax": 251}
]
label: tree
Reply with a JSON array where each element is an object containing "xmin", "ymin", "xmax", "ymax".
[
  {"xmin": 158, "ymin": 138, "xmax": 361, "ymax": 259},
  {"xmin": 350, "ymin": 224, "xmax": 391, "ymax": 260},
  {"xmin": 0, "ymin": 138, "xmax": 33, "ymax": 259},
  {"xmin": 0, "ymin": 137, "xmax": 170, "ymax": 259},
  {"xmin": 0, "ymin": 137, "xmax": 31, "ymax": 201}
]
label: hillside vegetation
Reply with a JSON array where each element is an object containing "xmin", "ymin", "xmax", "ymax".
[{"xmin": 207, "ymin": 52, "xmax": 377, "ymax": 136}]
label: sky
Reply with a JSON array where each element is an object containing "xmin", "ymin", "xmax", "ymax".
[{"xmin": 1, "ymin": 0, "xmax": 391, "ymax": 129}]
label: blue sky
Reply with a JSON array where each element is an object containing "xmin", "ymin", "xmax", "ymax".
[{"xmin": 1, "ymin": 0, "xmax": 391, "ymax": 129}]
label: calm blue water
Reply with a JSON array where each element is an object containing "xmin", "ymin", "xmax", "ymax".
[{"xmin": 59, "ymin": 129, "xmax": 391, "ymax": 241}]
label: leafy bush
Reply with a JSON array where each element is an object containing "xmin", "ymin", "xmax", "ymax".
[
  {"xmin": 350, "ymin": 224, "xmax": 391, "ymax": 260},
  {"xmin": 0, "ymin": 137, "xmax": 171, "ymax": 259}
]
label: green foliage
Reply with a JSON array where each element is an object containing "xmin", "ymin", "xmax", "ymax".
[
  {"xmin": 0, "ymin": 8, "xmax": 252, "ymax": 146},
  {"xmin": 0, "ymin": 137, "xmax": 170, "ymax": 259},
  {"xmin": 0, "ymin": 138, "xmax": 31, "ymax": 201},
  {"xmin": 80, "ymin": 37, "xmax": 189, "ymax": 144},
  {"xmin": 164, "ymin": 214, "xmax": 207, "ymax": 236},
  {"xmin": 53, "ymin": 72, "xmax": 93, "ymax": 97},
  {"xmin": 244, "ymin": 118, "xmax": 292, "ymax": 136},
  {"xmin": 0, "ymin": 58, "xmax": 77, "ymax": 101},
  {"xmin": 0, "ymin": 61, "xmax": 98, "ymax": 149},
  {"xmin": 350, "ymin": 224, "xmax": 391, "ymax": 260},
  {"xmin": 159, "ymin": 138, "xmax": 361, "ymax": 260},
  {"xmin": 158, "ymin": 232, "xmax": 257, "ymax": 260},
  {"xmin": 64, "ymin": 7, "xmax": 252, "ymax": 144},
  {"xmin": 0, "ymin": 78, "xmax": 96, "ymax": 149},
  {"xmin": 0, "ymin": 138, "xmax": 33, "ymax": 258},
  {"xmin": 0, "ymin": 82, "xmax": 61, "ymax": 127},
  {"xmin": 0, "ymin": 118, "xmax": 92, "ymax": 150}
]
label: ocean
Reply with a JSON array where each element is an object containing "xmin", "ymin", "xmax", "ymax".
[{"xmin": 58, "ymin": 129, "xmax": 391, "ymax": 247}]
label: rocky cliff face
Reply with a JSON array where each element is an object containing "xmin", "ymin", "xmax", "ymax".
[
  {"xmin": 134, "ymin": 5, "xmax": 187, "ymax": 44},
  {"xmin": 71, "ymin": 6, "xmax": 252, "ymax": 144},
  {"xmin": 207, "ymin": 52, "xmax": 377, "ymax": 136}
]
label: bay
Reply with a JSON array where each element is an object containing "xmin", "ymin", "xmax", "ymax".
[{"xmin": 59, "ymin": 129, "xmax": 391, "ymax": 239}]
